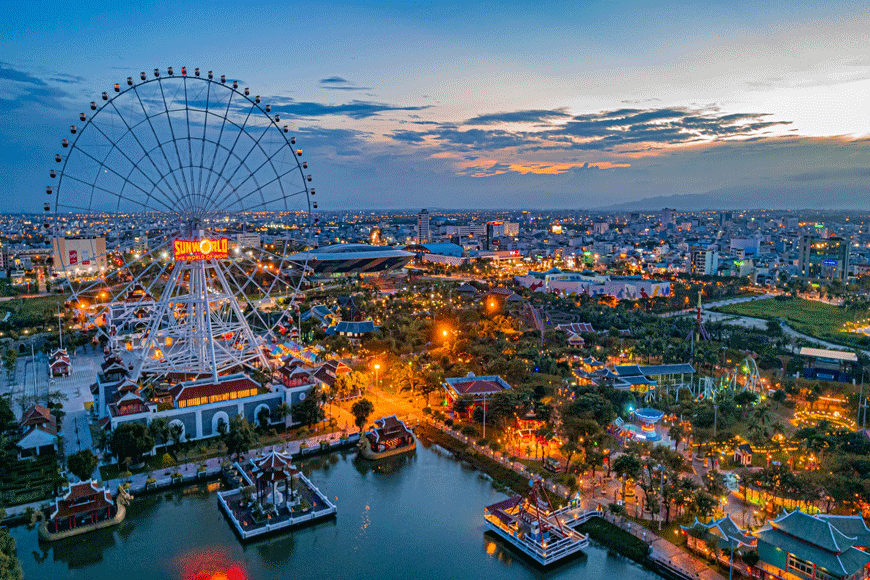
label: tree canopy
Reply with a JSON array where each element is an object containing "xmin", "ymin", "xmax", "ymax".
[
  {"xmin": 351, "ymin": 398, "xmax": 375, "ymax": 432},
  {"xmin": 67, "ymin": 449, "xmax": 98, "ymax": 482},
  {"xmin": 109, "ymin": 422, "xmax": 154, "ymax": 468}
]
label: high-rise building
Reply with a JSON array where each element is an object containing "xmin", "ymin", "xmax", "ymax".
[
  {"xmin": 690, "ymin": 247, "xmax": 718, "ymax": 276},
  {"xmin": 416, "ymin": 209, "xmax": 431, "ymax": 244},
  {"xmin": 661, "ymin": 208, "xmax": 676, "ymax": 226},
  {"xmin": 799, "ymin": 236, "xmax": 850, "ymax": 281}
]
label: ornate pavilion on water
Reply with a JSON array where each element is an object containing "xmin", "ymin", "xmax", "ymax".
[{"xmin": 46, "ymin": 481, "xmax": 117, "ymax": 534}]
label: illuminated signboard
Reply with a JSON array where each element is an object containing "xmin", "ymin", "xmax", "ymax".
[
  {"xmin": 822, "ymin": 259, "xmax": 838, "ymax": 266},
  {"xmin": 173, "ymin": 238, "xmax": 230, "ymax": 261}
]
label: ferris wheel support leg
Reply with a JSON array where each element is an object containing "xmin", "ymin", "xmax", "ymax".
[
  {"xmin": 211, "ymin": 261, "xmax": 270, "ymax": 371},
  {"xmin": 132, "ymin": 264, "xmax": 183, "ymax": 382},
  {"xmin": 200, "ymin": 261, "xmax": 220, "ymax": 383}
]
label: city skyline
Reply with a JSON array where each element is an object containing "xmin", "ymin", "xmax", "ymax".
[{"xmin": 2, "ymin": 0, "xmax": 869, "ymax": 211}]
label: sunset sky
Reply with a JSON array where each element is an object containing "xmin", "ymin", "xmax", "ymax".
[{"xmin": 2, "ymin": 0, "xmax": 869, "ymax": 210}]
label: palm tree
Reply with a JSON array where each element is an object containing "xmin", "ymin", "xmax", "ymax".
[
  {"xmin": 560, "ymin": 440, "xmax": 580, "ymax": 473},
  {"xmin": 276, "ymin": 403, "xmax": 292, "ymax": 429},
  {"xmin": 94, "ymin": 429, "xmax": 112, "ymax": 458},
  {"xmin": 168, "ymin": 422, "xmax": 184, "ymax": 455}
]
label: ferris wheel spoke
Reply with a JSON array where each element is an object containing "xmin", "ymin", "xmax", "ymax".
[
  {"xmin": 207, "ymin": 139, "xmax": 298, "ymax": 214},
  {"xmin": 106, "ymin": 100, "xmax": 190, "ymax": 213},
  {"xmin": 78, "ymin": 116, "xmax": 182, "ymax": 215},
  {"xmin": 56, "ymin": 172, "xmax": 177, "ymax": 215},
  {"xmin": 207, "ymin": 120, "xmax": 277, "ymax": 212},
  {"xmin": 68, "ymin": 236, "xmax": 175, "ymax": 309},
  {"xmin": 131, "ymin": 84, "xmax": 195, "ymax": 217},
  {"xmin": 197, "ymin": 79, "xmax": 213, "ymax": 205},
  {"xmin": 202, "ymin": 98, "xmax": 258, "ymax": 208},
  {"xmin": 235, "ymin": 188, "xmax": 309, "ymax": 214},
  {"xmin": 156, "ymin": 81, "xmax": 196, "ymax": 214},
  {"xmin": 220, "ymin": 261, "xmax": 276, "ymax": 333},
  {"xmin": 182, "ymin": 77, "xmax": 198, "ymax": 212},
  {"xmin": 198, "ymin": 85, "xmax": 237, "ymax": 212}
]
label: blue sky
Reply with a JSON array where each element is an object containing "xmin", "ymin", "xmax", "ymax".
[{"xmin": 2, "ymin": 0, "xmax": 869, "ymax": 211}]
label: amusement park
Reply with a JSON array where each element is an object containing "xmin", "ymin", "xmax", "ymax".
[{"xmin": 1, "ymin": 60, "xmax": 870, "ymax": 580}]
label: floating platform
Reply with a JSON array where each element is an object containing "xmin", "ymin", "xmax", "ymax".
[
  {"xmin": 218, "ymin": 455, "xmax": 336, "ymax": 541},
  {"xmin": 38, "ymin": 483, "xmax": 133, "ymax": 542},
  {"xmin": 358, "ymin": 415, "xmax": 416, "ymax": 460},
  {"xmin": 484, "ymin": 480, "xmax": 588, "ymax": 567}
]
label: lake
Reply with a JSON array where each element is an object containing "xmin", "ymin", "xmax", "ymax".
[{"xmin": 11, "ymin": 441, "xmax": 663, "ymax": 580}]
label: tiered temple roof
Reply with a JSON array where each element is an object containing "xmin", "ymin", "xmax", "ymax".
[
  {"xmin": 756, "ymin": 510, "xmax": 870, "ymax": 578},
  {"xmin": 49, "ymin": 481, "xmax": 114, "ymax": 521}
]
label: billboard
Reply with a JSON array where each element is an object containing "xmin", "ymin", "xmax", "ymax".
[{"xmin": 173, "ymin": 238, "xmax": 230, "ymax": 261}]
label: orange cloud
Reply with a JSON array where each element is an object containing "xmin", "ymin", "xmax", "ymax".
[{"xmin": 507, "ymin": 161, "xmax": 630, "ymax": 174}]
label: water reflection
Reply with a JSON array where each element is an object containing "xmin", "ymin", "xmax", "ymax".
[
  {"xmin": 483, "ymin": 532, "xmax": 588, "ymax": 579},
  {"xmin": 14, "ymin": 444, "xmax": 664, "ymax": 580},
  {"xmin": 352, "ymin": 450, "xmax": 416, "ymax": 476},
  {"xmin": 251, "ymin": 535, "xmax": 296, "ymax": 565},
  {"xmin": 173, "ymin": 547, "xmax": 247, "ymax": 580},
  {"xmin": 39, "ymin": 527, "xmax": 117, "ymax": 568}
]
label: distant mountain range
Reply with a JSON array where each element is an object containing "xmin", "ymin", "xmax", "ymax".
[{"xmin": 597, "ymin": 184, "xmax": 870, "ymax": 211}]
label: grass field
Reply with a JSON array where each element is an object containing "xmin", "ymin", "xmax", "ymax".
[
  {"xmin": 719, "ymin": 298, "xmax": 870, "ymax": 350},
  {"xmin": 0, "ymin": 294, "xmax": 65, "ymax": 331}
]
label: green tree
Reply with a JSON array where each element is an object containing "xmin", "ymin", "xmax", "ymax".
[
  {"xmin": 561, "ymin": 440, "xmax": 580, "ymax": 473},
  {"xmin": 668, "ymin": 423, "xmax": 685, "ymax": 451},
  {"xmin": 256, "ymin": 406, "xmax": 271, "ymax": 429},
  {"xmin": 691, "ymin": 491, "xmax": 718, "ymax": 519},
  {"xmin": 109, "ymin": 422, "xmax": 154, "ymax": 469},
  {"xmin": 292, "ymin": 390, "xmax": 325, "ymax": 427},
  {"xmin": 94, "ymin": 429, "xmax": 112, "ymax": 457},
  {"xmin": 168, "ymin": 422, "xmax": 185, "ymax": 453},
  {"xmin": 612, "ymin": 453, "xmax": 642, "ymax": 499},
  {"xmin": 276, "ymin": 403, "xmax": 292, "ymax": 428},
  {"xmin": 67, "ymin": 449, "xmax": 98, "ymax": 482},
  {"xmin": 742, "ymin": 550, "xmax": 760, "ymax": 568},
  {"xmin": 351, "ymin": 398, "xmax": 375, "ymax": 433},
  {"xmin": 453, "ymin": 395, "xmax": 474, "ymax": 417},
  {"xmin": 335, "ymin": 371, "xmax": 368, "ymax": 402},
  {"xmin": 567, "ymin": 391, "xmax": 616, "ymax": 424},
  {"xmin": 225, "ymin": 414, "xmax": 258, "ymax": 461},
  {"xmin": 0, "ymin": 508, "xmax": 23, "ymax": 580},
  {"xmin": 3, "ymin": 348, "xmax": 17, "ymax": 382},
  {"xmin": 148, "ymin": 418, "xmax": 169, "ymax": 447}
]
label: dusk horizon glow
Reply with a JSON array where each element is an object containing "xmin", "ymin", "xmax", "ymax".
[{"xmin": 2, "ymin": 0, "xmax": 869, "ymax": 211}]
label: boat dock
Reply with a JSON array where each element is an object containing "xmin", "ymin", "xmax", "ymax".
[
  {"xmin": 217, "ymin": 453, "xmax": 337, "ymax": 541},
  {"xmin": 483, "ymin": 479, "xmax": 589, "ymax": 567}
]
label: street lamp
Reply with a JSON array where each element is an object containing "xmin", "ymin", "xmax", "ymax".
[{"xmin": 373, "ymin": 363, "xmax": 381, "ymax": 403}]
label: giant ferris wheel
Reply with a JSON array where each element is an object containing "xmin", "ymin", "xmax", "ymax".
[{"xmin": 44, "ymin": 66, "xmax": 319, "ymax": 383}]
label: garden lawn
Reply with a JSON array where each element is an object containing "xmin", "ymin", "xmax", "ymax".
[
  {"xmin": 0, "ymin": 453, "xmax": 64, "ymax": 506},
  {"xmin": 718, "ymin": 298, "xmax": 868, "ymax": 349}
]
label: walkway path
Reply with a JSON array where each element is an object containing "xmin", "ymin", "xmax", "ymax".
[
  {"xmin": 700, "ymin": 310, "xmax": 870, "ymax": 357},
  {"xmin": 426, "ymin": 418, "xmax": 727, "ymax": 580}
]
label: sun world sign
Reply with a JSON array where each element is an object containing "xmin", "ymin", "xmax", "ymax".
[{"xmin": 174, "ymin": 238, "xmax": 230, "ymax": 261}]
